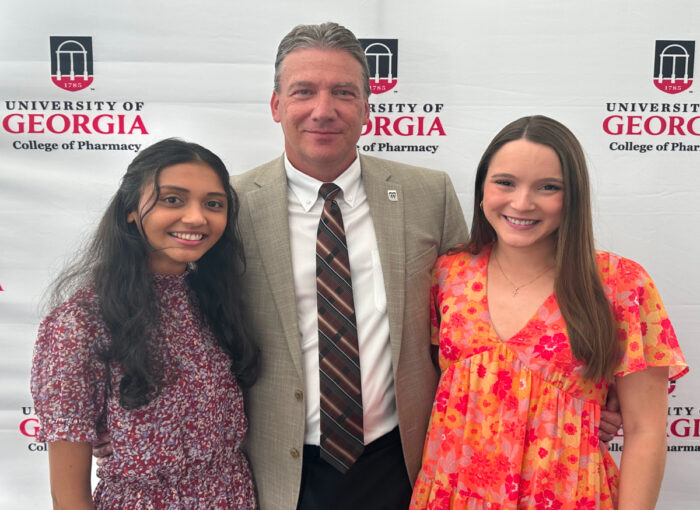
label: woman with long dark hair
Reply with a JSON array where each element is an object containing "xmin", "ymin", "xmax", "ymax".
[
  {"xmin": 411, "ymin": 116, "xmax": 687, "ymax": 509},
  {"xmin": 31, "ymin": 139, "xmax": 258, "ymax": 509}
]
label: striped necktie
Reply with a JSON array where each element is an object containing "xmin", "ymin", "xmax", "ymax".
[{"xmin": 316, "ymin": 183, "xmax": 364, "ymax": 473}]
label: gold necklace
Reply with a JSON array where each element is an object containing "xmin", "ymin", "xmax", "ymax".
[{"xmin": 493, "ymin": 250, "xmax": 553, "ymax": 297}]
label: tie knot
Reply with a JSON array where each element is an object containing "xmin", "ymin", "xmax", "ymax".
[{"xmin": 319, "ymin": 183, "xmax": 341, "ymax": 201}]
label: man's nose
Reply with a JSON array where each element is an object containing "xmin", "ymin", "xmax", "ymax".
[{"xmin": 311, "ymin": 91, "xmax": 337, "ymax": 121}]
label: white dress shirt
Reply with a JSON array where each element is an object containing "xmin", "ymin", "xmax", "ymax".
[{"xmin": 284, "ymin": 154, "xmax": 398, "ymax": 446}]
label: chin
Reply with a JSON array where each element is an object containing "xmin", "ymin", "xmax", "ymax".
[{"xmin": 499, "ymin": 233, "xmax": 557, "ymax": 251}]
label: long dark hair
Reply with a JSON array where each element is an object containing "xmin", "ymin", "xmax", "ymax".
[
  {"xmin": 50, "ymin": 138, "xmax": 258, "ymax": 408},
  {"xmin": 466, "ymin": 115, "xmax": 617, "ymax": 381}
]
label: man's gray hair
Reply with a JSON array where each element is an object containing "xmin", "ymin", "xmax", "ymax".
[{"xmin": 274, "ymin": 22, "xmax": 371, "ymax": 98}]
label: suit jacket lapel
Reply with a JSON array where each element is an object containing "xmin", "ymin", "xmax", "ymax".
[
  {"xmin": 247, "ymin": 158, "xmax": 304, "ymax": 380},
  {"xmin": 361, "ymin": 155, "xmax": 406, "ymax": 372}
]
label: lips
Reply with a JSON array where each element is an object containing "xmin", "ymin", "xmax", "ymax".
[
  {"xmin": 504, "ymin": 216, "xmax": 539, "ymax": 226},
  {"xmin": 305, "ymin": 128, "xmax": 342, "ymax": 135},
  {"xmin": 169, "ymin": 232, "xmax": 206, "ymax": 241},
  {"xmin": 308, "ymin": 132, "xmax": 341, "ymax": 138}
]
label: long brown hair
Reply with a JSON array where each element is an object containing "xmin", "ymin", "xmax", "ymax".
[{"xmin": 467, "ymin": 115, "xmax": 617, "ymax": 381}]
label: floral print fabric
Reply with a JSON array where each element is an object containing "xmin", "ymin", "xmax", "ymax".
[
  {"xmin": 410, "ymin": 248, "xmax": 687, "ymax": 510},
  {"xmin": 31, "ymin": 273, "xmax": 256, "ymax": 509}
]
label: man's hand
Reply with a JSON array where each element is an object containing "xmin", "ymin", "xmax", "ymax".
[
  {"xmin": 92, "ymin": 431, "xmax": 113, "ymax": 467},
  {"xmin": 599, "ymin": 384, "xmax": 623, "ymax": 443}
]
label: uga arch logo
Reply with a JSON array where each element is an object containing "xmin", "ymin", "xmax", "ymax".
[
  {"xmin": 359, "ymin": 39, "xmax": 398, "ymax": 94},
  {"xmin": 50, "ymin": 36, "xmax": 94, "ymax": 91},
  {"xmin": 653, "ymin": 40, "xmax": 694, "ymax": 94}
]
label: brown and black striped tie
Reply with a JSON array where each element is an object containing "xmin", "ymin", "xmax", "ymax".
[{"xmin": 316, "ymin": 183, "xmax": 364, "ymax": 473}]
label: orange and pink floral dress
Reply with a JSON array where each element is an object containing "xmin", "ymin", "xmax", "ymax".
[{"xmin": 410, "ymin": 247, "xmax": 688, "ymax": 510}]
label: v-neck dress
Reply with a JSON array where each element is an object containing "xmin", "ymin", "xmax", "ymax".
[{"xmin": 410, "ymin": 247, "xmax": 687, "ymax": 510}]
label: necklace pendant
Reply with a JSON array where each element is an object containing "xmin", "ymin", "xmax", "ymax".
[{"xmin": 512, "ymin": 287, "xmax": 519, "ymax": 297}]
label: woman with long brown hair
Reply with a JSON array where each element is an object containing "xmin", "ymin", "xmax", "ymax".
[{"xmin": 411, "ymin": 115, "xmax": 687, "ymax": 509}]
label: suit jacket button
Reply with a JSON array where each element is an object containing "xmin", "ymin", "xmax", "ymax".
[
  {"xmin": 290, "ymin": 448, "xmax": 300, "ymax": 459},
  {"xmin": 294, "ymin": 389, "xmax": 303, "ymax": 401}
]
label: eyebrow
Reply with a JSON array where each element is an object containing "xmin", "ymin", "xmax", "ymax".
[
  {"xmin": 489, "ymin": 172, "xmax": 563, "ymax": 182},
  {"xmin": 160, "ymin": 185, "xmax": 227, "ymax": 197},
  {"xmin": 334, "ymin": 82, "xmax": 361, "ymax": 90},
  {"xmin": 288, "ymin": 81, "xmax": 314, "ymax": 89},
  {"xmin": 288, "ymin": 80, "xmax": 361, "ymax": 91}
]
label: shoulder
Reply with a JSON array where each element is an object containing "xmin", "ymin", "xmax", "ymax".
[
  {"xmin": 43, "ymin": 286, "xmax": 100, "ymax": 325},
  {"xmin": 434, "ymin": 247, "xmax": 488, "ymax": 276},
  {"xmin": 230, "ymin": 155, "xmax": 285, "ymax": 191},
  {"xmin": 39, "ymin": 287, "xmax": 103, "ymax": 346},
  {"xmin": 596, "ymin": 251, "xmax": 652, "ymax": 287},
  {"xmin": 360, "ymin": 154, "xmax": 448, "ymax": 184}
]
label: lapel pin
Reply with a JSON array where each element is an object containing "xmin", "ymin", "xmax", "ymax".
[{"xmin": 387, "ymin": 190, "xmax": 398, "ymax": 201}]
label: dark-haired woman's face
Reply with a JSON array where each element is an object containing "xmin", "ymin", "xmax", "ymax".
[
  {"xmin": 127, "ymin": 162, "xmax": 228, "ymax": 274},
  {"xmin": 482, "ymin": 138, "xmax": 563, "ymax": 253}
]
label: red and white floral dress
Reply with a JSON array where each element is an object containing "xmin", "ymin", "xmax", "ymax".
[
  {"xmin": 32, "ymin": 273, "xmax": 256, "ymax": 509},
  {"xmin": 410, "ymin": 247, "xmax": 687, "ymax": 510}
]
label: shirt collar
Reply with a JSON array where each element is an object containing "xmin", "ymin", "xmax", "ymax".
[{"xmin": 284, "ymin": 152, "xmax": 362, "ymax": 212}]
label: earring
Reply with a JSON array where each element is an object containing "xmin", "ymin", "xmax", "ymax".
[
  {"xmin": 187, "ymin": 261, "xmax": 197, "ymax": 271},
  {"xmin": 479, "ymin": 201, "xmax": 484, "ymax": 211}
]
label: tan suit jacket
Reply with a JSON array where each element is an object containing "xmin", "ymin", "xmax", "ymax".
[{"xmin": 232, "ymin": 154, "xmax": 468, "ymax": 510}]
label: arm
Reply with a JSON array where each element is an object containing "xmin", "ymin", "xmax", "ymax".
[
  {"xmin": 599, "ymin": 383, "xmax": 622, "ymax": 442},
  {"xmin": 616, "ymin": 366, "xmax": 669, "ymax": 510},
  {"xmin": 48, "ymin": 441, "xmax": 95, "ymax": 510},
  {"xmin": 429, "ymin": 255, "xmax": 444, "ymax": 373},
  {"xmin": 92, "ymin": 430, "xmax": 113, "ymax": 467}
]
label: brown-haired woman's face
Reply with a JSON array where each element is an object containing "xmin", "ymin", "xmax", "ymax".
[{"xmin": 482, "ymin": 138, "xmax": 563, "ymax": 252}]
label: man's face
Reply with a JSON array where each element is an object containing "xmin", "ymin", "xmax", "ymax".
[{"xmin": 271, "ymin": 47, "xmax": 370, "ymax": 180}]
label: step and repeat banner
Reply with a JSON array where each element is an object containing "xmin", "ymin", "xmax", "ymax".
[{"xmin": 1, "ymin": 1, "xmax": 698, "ymax": 508}]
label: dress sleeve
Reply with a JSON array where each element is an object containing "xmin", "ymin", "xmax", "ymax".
[
  {"xmin": 607, "ymin": 255, "xmax": 688, "ymax": 381},
  {"xmin": 30, "ymin": 295, "xmax": 108, "ymax": 443}
]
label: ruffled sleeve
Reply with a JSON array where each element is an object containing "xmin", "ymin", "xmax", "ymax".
[
  {"xmin": 30, "ymin": 289, "xmax": 108, "ymax": 443},
  {"xmin": 599, "ymin": 252, "xmax": 688, "ymax": 381}
]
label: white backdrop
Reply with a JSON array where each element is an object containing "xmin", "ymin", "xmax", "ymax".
[{"xmin": 1, "ymin": 1, "xmax": 698, "ymax": 508}]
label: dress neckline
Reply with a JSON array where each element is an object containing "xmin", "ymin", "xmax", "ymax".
[
  {"xmin": 151, "ymin": 270, "xmax": 190, "ymax": 300},
  {"xmin": 482, "ymin": 245, "xmax": 555, "ymax": 342}
]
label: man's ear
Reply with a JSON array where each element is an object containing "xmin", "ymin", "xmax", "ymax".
[
  {"xmin": 362, "ymin": 97, "xmax": 370, "ymax": 126},
  {"xmin": 270, "ymin": 90, "xmax": 281, "ymax": 123}
]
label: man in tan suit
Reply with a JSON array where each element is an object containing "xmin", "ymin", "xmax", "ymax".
[{"xmin": 233, "ymin": 22, "xmax": 467, "ymax": 510}]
